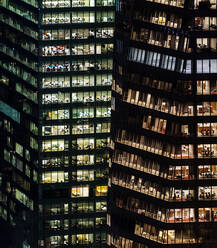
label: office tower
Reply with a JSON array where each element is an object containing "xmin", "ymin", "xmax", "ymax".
[
  {"xmin": 0, "ymin": 0, "xmax": 39, "ymax": 247},
  {"xmin": 0, "ymin": 0, "xmax": 114, "ymax": 247},
  {"xmin": 110, "ymin": 0, "xmax": 217, "ymax": 247}
]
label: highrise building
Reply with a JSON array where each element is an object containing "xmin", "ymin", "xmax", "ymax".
[
  {"xmin": 0, "ymin": 0, "xmax": 114, "ymax": 247},
  {"xmin": 109, "ymin": 0, "xmax": 217, "ymax": 247}
]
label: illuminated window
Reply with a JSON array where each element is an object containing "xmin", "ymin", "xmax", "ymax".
[
  {"xmin": 72, "ymin": 233, "xmax": 93, "ymax": 244},
  {"xmin": 96, "ymin": 186, "xmax": 108, "ymax": 196},
  {"xmin": 42, "ymin": 171, "xmax": 68, "ymax": 183},
  {"xmin": 15, "ymin": 142, "xmax": 23, "ymax": 156},
  {"xmin": 71, "ymin": 186, "xmax": 89, "ymax": 197}
]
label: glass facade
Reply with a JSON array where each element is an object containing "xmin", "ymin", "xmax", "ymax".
[
  {"xmin": 38, "ymin": 0, "xmax": 114, "ymax": 247},
  {"xmin": 0, "ymin": 0, "xmax": 114, "ymax": 247},
  {"xmin": 110, "ymin": 0, "xmax": 217, "ymax": 247},
  {"xmin": 0, "ymin": 1, "xmax": 39, "ymax": 247}
]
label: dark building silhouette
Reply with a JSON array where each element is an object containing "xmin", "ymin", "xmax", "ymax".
[
  {"xmin": 0, "ymin": 0, "xmax": 114, "ymax": 247},
  {"xmin": 109, "ymin": 0, "xmax": 217, "ymax": 247}
]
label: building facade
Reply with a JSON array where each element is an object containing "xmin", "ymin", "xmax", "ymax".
[
  {"xmin": 0, "ymin": 0, "xmax": 39, "ymax": 247},
  {"xmin": 0, "ymin": 0, "xmax": 114, "ymax": 247},
  {"xmin": 110, "ymin": 0, "xmax": 217, "ymax": 247}
]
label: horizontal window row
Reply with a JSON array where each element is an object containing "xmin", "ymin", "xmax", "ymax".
[
  {"xmin": 131, "ymin": 28, "xmax": 188, "ymax": 52},
  {"xmin": 44, "ymin": 217, "xmax": 106, "ymax": 231},
  {"xmin": 4, "ymin": 27, "xmax": 37, "ymax": 55},
  {"xmin": 199, "ymin": 186, "xmax": 217, "ymax": 200},
  {"xmin": 117, "ymin": 129, "xmax": 217, "ymax": 159},
  {"xmin": 43, "ymin": 232, "xmax": 105, "ymax": 247},
  {"xmin": 42, "ymin": 59, "xmax": 113, "ymax": 72},
  {"xmin": 42, "ymin": 139, "xmax": 69, "ymax": 152},
  {"xmin": 146, "ymin": 0, "xmax": 185, "ymax": 8},
  {"xmin": 72, "ymin": 91, "xmax": 111, "ymax": 102},
  {"xmin": 114, "ymin": 149, "xmax": 217, "ymax": 180},
  {"xmin": 198, "ymin": 144, "xmax": 217, "ymax": 158},
  {"xmin": 42, "ymin": 156, "xmax": 69, "ymax": 167},
  {"xmin": 42, "ymin": 200, "xmax": 106, "ymax": 215},
  {"xmin": 143, "ymin": 117, "xmax": 217, "ymax": 138},
  {"xmin": 128, "ymin": 48, "xmax": 175, "ymax": 71},
  {"xmin": 127, "ymin": 73, "xmax": 217, "ymax": 96},
  {"xmin": 42, "ymin": 109, "xmax": 69, "ymax": 120},
  {"xmin": 113, "ymin": 170, "xmax": 217, "ymax": 201},
  {"xmin": 195, "ymin": 17, "xmax": 217, "ymax": 31},
  {"xmin": 129, "ymin": 73, "xmax": 173, "ymax": 93},
  {"xmin": 41, "ymin": 168, "xmax": 108, "ymax": 183},
  {"xmin": 131, "ymin": 34, "xmax": 217, "ymax": 54},
  {"xmin": 147, "ymin": 0, "xmax": 217, "ymax": 9},
  {"xmin": 42, "ymin": 27, "xmax": 113, "ymax": 40},
  {"xmin": 2, "ymin": 0, "xmax": 38, "ymax": 7},
  {"xmin": 4, "ymin": 150, "xmax": 31, "ymax": 179},
  {"xmin": 72, "ymin": 107, "xmax": 111, "ymax": 118},
  {"xmin": 42, "ymin": 11, "xmax": 114, "ymax": 24},
  {"xmin": 42, "ymin": 137, "xmax": 109, "ymax": 152},
  {"xmin": 0, "ymin": 14, "xmax": 38, "ymax": 39},
  {"xmin": 42, "ymin": 107, "xmax": 111, "ymax": 120},
  {"xmin": 124, "ymin": 89, "xmax": 193, "ymax": 116},
  {"xmin": 135, "ymin": 222, "xmax": 200, "ymax": 244},
  {"xmin": 119, "ymin": 197, "xmax": 195, "ymax": 223},
  {"xmin": 14, "ymin": 189, "xmax": 33, "ymax": 210},
  {"xmin": 42, "ymin": 91, "xmax": 111, "ymax": 104},
  {"xmin": 142, "ymin": 115, "xmax": 167, "ymax": 134},
  {"xmin": 129, "ymin": 47, "xmax": 217, "ymax": 74},
  {"xmin": 195, "ymin": 0, "xmax": 217, "ymax": 9},
  {"xmin": 114, "ymin": 150, "xmax": 187, "ymax": 179},
  {"xmin": 16, "ymin": 83, "xmax": 37, "ymax": 103},
  {"xmin": 72, "ymin": 153, "xmax": 109, "ymax": 166},
  {"xmin": 19, "ymin": 0, "xmax": 38, "ymax": 7},
  {"xmin": 12, "ymin": 172, "xmax": 30, "ymax": 192},
  {"xmin": 72, "ymin": 137, "xmax": 109, "ymax": 150},
  {"xmin": 135, "ymin": 8, "xmax": 182, "ymax": 29},
  {"xmin": 41, "ymin": 152, "xmax": 109, "ymax": 167},
  {"xmin": 72, "ymin": 201, "xmax": 107, "ymax": 213},
  {"xmin": 42, "ymin": 122, "xmax": 110, "ymax": 136},
  {"xmin": 125, "ymin": 89, "xmax": 217, "ymax": 116},
  {"xmin": 196, "ymin": 38, "xmax": 217, "ymax": 53},
  {"xmin": 73, "ymin": 122, "xmax": 110, "ymax": 134},
  {"xmin": 197, "ymin": 59, "xmax": 217, "ymax": 73},
  {"xmin": 42, "ymin": 0, "xmax": 114, "ymax": 8},
  {"xmin": 0, "ymin": 101, "xmax": 20, "ymax": 124},
  {"xmin": 71, "ymin": 185, "xmax": 107, "ymax": 197},
  {"xmin": 42, "ymin": 92, "xmax": 70, "ymax": 104},
  {"xmin": 42, "ymin": 43, "xmax": 113, "ymax": 56},
  {"xmin": 0, "ymin": 62, "xmax": 37, "ymax": 87},
  {"xmin": 128, "ymin": 47, "xmax": 192, "ymax": 73},
  {"xmin": 42, "ymin": 74, "xmax": 112, "ymax": 88},
  {"xmin": 116, "ymin": 195, "xmax": 217, "ymax": 224},
  {"xmin": 109, "ymin": 235, "xmax": 142, "ymax": 248},
  {"xmin": 197, "ymin": 122, "xmax": 217, "ymax": 137},
  {"xmin": 197, "ymin": 102, "xmax": 217, "ymax": 116},
  {"xmin": 72, "ymin": 168, "xmax": 108, "ymax": 181},
  {"xmin": 42, "ymin": 171, "xmax": 68, "ymax": 183},
  {"xmin": 113, "ymin": 174, "xmax": 194, "ymax": 202},
  {"xmin": 4, "ymin": 1, "xmax": 37, "ymax": 23},
  {"xmin": 0, "ymin": 44, "xmax": 37, "ymax": 71},
  {"xmin": 197, "ymin": 80, "xmax": 217, "ymax": 95}
]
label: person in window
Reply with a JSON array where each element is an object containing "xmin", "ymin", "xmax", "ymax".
[
  {"xmin": 89, "ymin": 30, "xmax": 95, "ymax": 38},
  {"xmin": 72, "ymin": 46, "xmax": 76, "ymax": 54}
]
